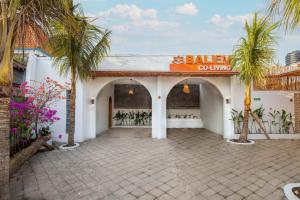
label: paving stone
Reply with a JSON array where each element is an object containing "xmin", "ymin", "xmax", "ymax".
[
  {"xmin": 237, "ymin": 188, "xmax": 252, "ymax": 197},
  {"xmin": 131, "ymin": 188, "xmax": 146, "ymax": 197},
  {"xmin": 149, "ymin": 188, "xmax": 164, "ymax": 197},
  {"xmin": 226, "ymin": 193, "xmax": 243, "ymax": 200},
  {"xmin": 138, "ymin": 193, "xmax": 155, "ymax": 200},
  {"xmin": 9, "ymin": 128, "xmax": 300, "ymax": 200},
  {"xmin": 202, "ymin": 188, "xmax": 216, "ymax": 197}
]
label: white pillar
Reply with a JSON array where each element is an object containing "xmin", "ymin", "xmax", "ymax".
[
  {"xmin": 88, "ymin": 103, "xmax": 97, "ymax": 140},
  {"xmin": 25, "ymin": 52, "xmax": 37, "ymax": 83},
  {"xmin": 151, "ymin": 77, "xmax": 167, "ymax": 139},
  {"xmin": 223, "ymin": 97, "xmax": 234, "ymax": 139}
]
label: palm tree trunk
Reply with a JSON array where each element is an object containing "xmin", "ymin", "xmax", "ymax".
[
  {"xmin": 0, "ymin": 44, "xmax": 13, "ymax": 198},
  {"xmin": 0, "ymin": 86, "xmax": 11, "ymax": 200},
  {"xmin": 67, "ymin": 74, "xmax": 76, "ymax": 146},
  {"xmin": 10, "ymin": 135, "xmax": 51, "ymax": 177},
  {"xmin": 239, "ymin": 83, "xmax": 251, "ymax": 143}
]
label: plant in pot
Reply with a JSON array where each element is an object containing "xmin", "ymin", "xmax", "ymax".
[
  {"xmin": 134, "ymin": 111, "xmax": 143, "ymax": 126},
  {"xmin": 149, "ymin": 111, "xmax": 152, "ymax": 124},
  {"xmin": 268, "ymin": 110, "xmax": 279, "ymax": 134},
  {"xmin": 39, "ymin": 127, "xmax": 52, "ymax": 137},
  {"xmin": 230, "ymin": 109, "xmax": 243, "ymax": 134},
  {"xmin": 113, "ymin": 111, "xmax": 123, "ymax": 125},
  {"xmin": 251, "ymin": 106, "xmax": 267, "ymax": 134},
  {"xmin": 278, "ymin": 110, "xmax": 294, "ymax": 134},
  {"xmin": 128, "ymin": 111, "xmax": 135, "ymax": 125},
  {"xmin": 230, "ymin": 13, "xmax": 278, "ymax": 143},
  {"xmin": 141, "ymin": 111, "xmax": 148, "ymax": 125}
]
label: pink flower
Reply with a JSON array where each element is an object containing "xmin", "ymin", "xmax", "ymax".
[
  {"xmin": 20, "ymin": 81, "xmax": 28, "ymax": 88},
  {"xmin": 27, "ymin": 96, "xmax": 34, "ymax": 103},
  {"xmin": 11, "ymin": 128, "xmax": 17, "ymax": 134}
]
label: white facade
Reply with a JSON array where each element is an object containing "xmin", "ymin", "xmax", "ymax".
[{"xmin": 25, "ymin": 53, "xmax": 298, "ymax": 143}]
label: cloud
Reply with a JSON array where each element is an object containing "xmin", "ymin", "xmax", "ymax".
[
  {"xmin": 99, "ymin": 4, "xmax": 157, "ymax": 20},
  {"xmin": 75, "ymin": 0, "xmax": 105, "ymax": 2},
  {"xmin": 210, "ymin": 13, "xmax": 253, "ymax": 29},
  {"xmin": 175, "ymin": 3, "xmax": 198, "ymax": 16},
  {"xmin": 94, "ymin": 4, "xmax": 178, "ymax": 32},
  {"xmin": 110, "ymin": 25, "xmax": 129, "ymax": 32}
]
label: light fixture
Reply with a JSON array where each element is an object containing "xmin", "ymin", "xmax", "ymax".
[
  {"xmin": 128, "ymin": 88, "xmax": 134, "ymax": 95},
  {"xmin": 183, "ymin": 83, "xmax": 190, "ymax": 94},
  {"xmin": 90, "ymin": 97, "xmax": 95, "ymax": 104}
]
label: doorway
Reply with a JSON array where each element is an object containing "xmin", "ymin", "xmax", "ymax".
[{"xmin": 109, "ymin": 96, "xmax": 112, "ymax": 128}]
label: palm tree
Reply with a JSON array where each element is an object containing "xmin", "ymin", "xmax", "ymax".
[
  {"xmin": 47, "ymin": 3, "xmax": 111, "ymax": 147},
  {"xmin": 269, "ymin": 0, "xmax": 300, "ymax": 30},
  {"xmin": 231, "ymin": 13, "xmax": 278, "ymax": 143},
  {"xmin": 0, "ymin": 1, "xmax": 75, "ymax": 198}
]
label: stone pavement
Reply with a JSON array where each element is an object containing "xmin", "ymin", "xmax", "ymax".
[{"xmin": 9, "ymin": 128, "xmax": 300, "ymax": 200}]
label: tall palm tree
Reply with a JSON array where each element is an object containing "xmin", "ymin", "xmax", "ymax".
[
  {"xmin": 47, "ymin": 3, "xmax": 111, "ymax": 147},
  {"xmin": 231, "ymin": 13, "xmax": 278, "ymax": 143},
  {"xmin": 0, "ymin": 1, "xmax": 75, "ymax": 198},
  {"xmin": 269, "ymin": 0, "xmax": 300, "ymax": 30}
]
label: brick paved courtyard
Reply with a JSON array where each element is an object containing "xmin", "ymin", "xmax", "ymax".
[{"xmin": 10, "ymin": 128, "xmax": 300, "ymax": 200}]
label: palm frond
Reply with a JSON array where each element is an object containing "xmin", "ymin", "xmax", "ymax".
[
  {"xmin": 46, "ymin": 7, "xmax": 111, "ymax": 81},
  {"xmin": 232, "ymin": 13, "xmax": 278, "ymax": 86},
  {"xmin": 268, "ymin": 0, "xmax": 300, "ymax": 31}
]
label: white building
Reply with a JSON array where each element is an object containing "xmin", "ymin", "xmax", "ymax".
[{"xmin": 22, "ymin": 51, "xmax": 299, "ymax": 143}]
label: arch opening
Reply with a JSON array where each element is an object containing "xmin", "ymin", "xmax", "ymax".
[
  {"xmin": 95, "ymin": 78, "xmax": 152, "ymax": 137},
  {"xmin": 166, "ymin": 78, "xmax": 224, "ymax": 136}
]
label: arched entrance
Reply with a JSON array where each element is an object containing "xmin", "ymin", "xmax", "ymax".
[
  {"xmin": 95, "ymin": 78, "xmax": 152, "ymax": 137},
  {"xmin": 166, "ymin": 77, "xmax": 225, "ymax": 136}
]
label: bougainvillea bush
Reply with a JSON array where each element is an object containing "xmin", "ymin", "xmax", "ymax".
[{"xmin": 10, "ymin": 77, "xmax": 67, "ymax": 155}]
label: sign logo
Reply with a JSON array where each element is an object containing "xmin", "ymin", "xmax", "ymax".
[{"xmin": 170, "ymin": 55, "xmax": 232, "ymax": 72}]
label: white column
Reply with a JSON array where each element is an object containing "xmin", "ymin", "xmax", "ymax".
[
  {"xmin": 88, "ymin": 103, "xmax": 97, "ymax": 140},
  {"xmin": 223, "ymin": 97, "xmax": 234, "ymax": 139},
  {"xmin": 74, "ymin": 82, "xmax": 88, "ymax": 142},
  {"xmin": 25, "ymin": 52, "xmax": 37, "ymax": 83},
  {"xmin": 152, "ymin": 77, "xmax": 167, "ymax": 139}
]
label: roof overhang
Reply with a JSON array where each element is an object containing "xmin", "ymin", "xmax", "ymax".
[{"xmin": 92, "ymin": 71, "xmax": 239, "ymax": 77}]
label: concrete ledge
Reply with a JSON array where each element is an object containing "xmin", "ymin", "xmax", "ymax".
[
  {"xmin": 283, "ymin": 183, "xmax": 300, "ymax": 200},
  {"xmin": 226, "ymin": 139, "xmax": 255, "ymax": 145},
  {"xmin": 167, "ymin": 118, "xmax": 203, "ymax": 128},
  {"xmin": 112, "ymin": 126, "xmax": 151, "ymax": 128},
  {"xmin": 249, "ymin": 134, "xmax": 300, "ymax": 140},
  {"xmin": 59, "ymin": 143, "xmax": 80, "ymax": 150},
  {"xmin": 232, "ymin": 134, "xmax": 300, "ymax": 140}
]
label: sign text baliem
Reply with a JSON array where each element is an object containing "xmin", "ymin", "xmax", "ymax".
[{"xmin": 170, "ymin": 55, "xmax": 232, "ymax": 72}]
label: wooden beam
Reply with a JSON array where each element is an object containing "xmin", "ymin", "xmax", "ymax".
[{"xmin": 92, "ymin": 71, "xmax": 239, "ymax": 77}]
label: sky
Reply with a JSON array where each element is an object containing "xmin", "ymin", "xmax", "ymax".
[{"xmin": 75, "ymin": 0, "xmax": 300, "ymax": 65}]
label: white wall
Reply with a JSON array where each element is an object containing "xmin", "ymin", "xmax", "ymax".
[
  {"xmin": 231, "ymin": 77, "xmax": 294, "ymax": 117},
  {"xmin": 167, "ymin": 109, "xmax": 200, "ymax": 119},
  {"xmin": 25, "ymin": 53, "xmax": 299, "ymax": 141},
  {"xmin": 112, "ymin": 109, "xmax": 152, "ymax": 126},
  {"xmin": 87, "ymin": 77, "xmax": 160, "ymax": 138},
  {"xmin": 200, "ymin": 83, "xmax": 223, "ymax": 135},
  {"xmin": 26, "ymin": 53, "xmax": 87, "ymax": 143},
  {"xmin": 26, "ymin": 54, "xmax": 70, "ymax": 142},
  {"xmin": 158, "ymin": 76, "xmax": 233, "ymax": 138},
  {"xmin": 96, "ymin": 84, "xmax": 114, "ymax": 134},
  {"xmin": 26, "ymin": 55, "xmax": 234, "ymax": 141}
]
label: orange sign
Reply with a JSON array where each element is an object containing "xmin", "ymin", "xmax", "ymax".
[{"xmin": 170, "ymin": 55, "xmax": 232, "ymax": 72}]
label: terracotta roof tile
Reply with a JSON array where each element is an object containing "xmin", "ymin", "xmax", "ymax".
[{"xmin": 15, "ymin": 26, "xmax": 48, "ymax": 51}]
